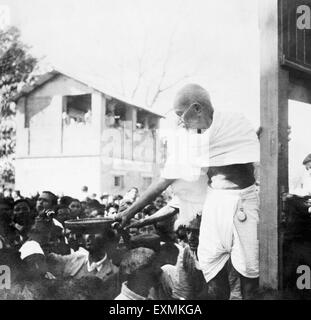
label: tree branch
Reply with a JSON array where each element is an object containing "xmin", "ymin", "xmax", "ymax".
[{"xmin": 131, "ymin": 34, "xmax": 148, "ymax": 100}]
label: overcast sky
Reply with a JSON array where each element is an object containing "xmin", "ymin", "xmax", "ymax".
[
  {"xmin": 1, "ymin": 0, "xmax": 309, "ymax": 186},
  {"xmin": 1, "ymin": 0, "xmax": 260, "ymax": 123}
]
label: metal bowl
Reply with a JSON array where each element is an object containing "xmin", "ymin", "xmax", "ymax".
[{"xmin": 64, "ymin": 218, "xmax": 115, "ymax": 234}]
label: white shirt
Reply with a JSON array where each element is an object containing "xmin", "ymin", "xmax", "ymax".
[{"xmin": 115, "ymin": 282, "xmax": 148, "ymax": 300}]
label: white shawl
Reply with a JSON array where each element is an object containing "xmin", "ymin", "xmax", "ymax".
[{"xmin": 161, "ymin": 111, "xmax": 259, "ymax": 181}]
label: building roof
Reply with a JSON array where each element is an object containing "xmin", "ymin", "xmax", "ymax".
[{"xmin": 13, "ymin": 68, "xmax": 164, "ymax": 118}]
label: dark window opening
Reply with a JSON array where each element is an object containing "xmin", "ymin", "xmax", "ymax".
[
  {"xmin": 137, "ymin": 109, "xmax": 158, "ymax": 130},
  {"xmin": 136, "ymin": 109, "xmax": 149, "ymax": 129},
  {"xmin": 106, "ymin": 100, "xmax": 126, "ymax": 128},
  {"xmin": 114, "ymin": 175, "xmax": 124, "ymax": 188},
  {"xmin": 63, "ymin": 94, "xmax": 92, "ymax": 125}
]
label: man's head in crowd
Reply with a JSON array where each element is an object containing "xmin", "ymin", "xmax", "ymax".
[
  {"xmin": 185, "ymin": 214, "xmax": 202, "ymax": 252},
  {"xmin": 125, "ymin": 187, "xmax": 139, "ymax": 203},
  {"xmin": 107, "ymin": 203, "xmax": 119, "ymax": 217},
  {"xmin": 36, "ymin": 191, "xmax": 58, "ymax": 215},
  {"xmin": 112, "ymin": 195, "xmax": 123, "ymax": 206},
  {"xmin": 173, "ymin": 84, "xmax": 214, "ymax": 130},
  {"xmin": 84, "ymin": 199, "xmax": 101, "ymax": 218},
  {"xmin": 83, "ymin": 228, "xmax": 120, "ymax": 261},
  {"xmin": 55, "ymin": 205, "xmax": 71, "ymax": 225},
  {"xmin": 119, "ymin": 247, "xmax": 162, "ymax": 297},
  {"xmin": 80, "ymin": 201, "xmax": 87, "ymax": 216},
  {"xmin": 13, "ymin": 199, "xmax": 33, "ymax": 227},
  {"xmin": 154, "ymin": 195, "xmax": 164, "ymax": 210},
  {"xmin": 58, "ymin": 196, "xmax": 73, "ymax": 207},
  {"xmin": 157, "ymin": 242, "xmax": 179, "ymax": 266},
  {"xmin": 68, "ymin": 199, "xmax": 82, "ymax": 219},
  {"xmin": 176, "ymin": 224, "xmax": 188, "ymax": 245},
  {"xmin": 100, "ymin": 194, "xmax": 109, "ymax": 206}
]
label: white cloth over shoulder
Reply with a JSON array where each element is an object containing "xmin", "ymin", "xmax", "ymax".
[{"xmin": 161, "ymin": 111, "xmax": 259, "ymax": 181}]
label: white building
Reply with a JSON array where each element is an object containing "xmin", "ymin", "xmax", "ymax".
[{"xmin": 14, "ymin": 69, "xmax": 164, "ymax": 198}]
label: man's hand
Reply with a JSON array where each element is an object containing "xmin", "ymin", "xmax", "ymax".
[
  {"xmin": 125, "ymin": 218, "xmax": 146, "ymax": 230},
  {"xmin": 115, "ymin": 178, "xmax": 175, "ymax": 228},
  {"xmin": 114, "ymin": 209, "xmax": 131, "ymax": 229}
]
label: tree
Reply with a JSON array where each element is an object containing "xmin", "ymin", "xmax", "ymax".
[
  {"xmin": 115, "ymin": 31, "xmax": 195, "ymax": 109},
  {"xmin": 0, "ymin": 26, "xmax": 38, "ymax": 184}
]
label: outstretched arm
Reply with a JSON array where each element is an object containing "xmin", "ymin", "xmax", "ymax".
[
  {"xmin": 116, "ymin": 177, "xmax": 175, "ymax": 228},
  {"xmin": 126, "ymin": 205, "xmax": 178, "ymax": 229}
]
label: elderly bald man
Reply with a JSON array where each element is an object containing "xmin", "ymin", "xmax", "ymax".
[{"xmin": 116, "ymin": 84, "xmax": 260, "ymax": 299}]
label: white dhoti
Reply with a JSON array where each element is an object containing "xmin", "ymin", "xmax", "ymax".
[{"xmin": 198, "ymin": 185, "xmax": 259, "ymax": 283}]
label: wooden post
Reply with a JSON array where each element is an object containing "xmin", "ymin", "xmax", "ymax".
[
  {"xmin": 99, "ymin": 94, "xmax": 106, "ymax": 195},
  {"xmin": 99, "ymin": 94, "xmax": 106, "ymax": 153},
  {"xmin": 60, "ymin": 96, "xmax": 66, "ymax": 154},
  {"xmin": 259, "ymin": 0, "xmax": 289, "ymax": 289},
  {"xmin": 91, "ymin": 92, "xmax": 103, "ymax": 154},
  {"xmin": 132, "ymin": 107, "xmax": 137, "ymax": 161}
]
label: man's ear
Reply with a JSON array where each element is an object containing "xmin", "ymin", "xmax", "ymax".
[{"xmin": 193, "ymin": 103, "xmax": 202, "ymax": 114}]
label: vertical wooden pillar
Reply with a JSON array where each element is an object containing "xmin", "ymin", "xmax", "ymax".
[
  {"xmin": 99, "ymin": 94, "xmax": 107, "ymax": 195},
  {"xmin": 259, "ymin": 0, "xmax": 289, "ymax": 289},
  {"xmin": 99, "ymin": 94, "xmax": 107, "ymax": 152},
  {"xmin": 92, "ymin": 92, "xmax": 105, "ymax": 195},
  {"xmin": 91, "ymin": 92, "xmax": 103, "ymax": 154},
  {"xmin": 132, "ymin": 107, "xmax": 137, "ymax": 161},
  {"xmin": 60, "ymin": 96, "xmax": 66, "ymax": 154}
]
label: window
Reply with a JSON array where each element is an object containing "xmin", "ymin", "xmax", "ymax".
[
  {"xmin": 114, "ymin": 175, "xmax": 124, "ymax": 188},
  {"xmin": 105, "ymin": 100, "xmax": 126, "ymax": 128},
  {"xmin": 143, "ymin": 177, "xmax": 152, "ymax": 189},
  {"xmin": 137, "ymin": 109, "xmax": 148, "ymax": 129},
  {"xmin": 63, "ymin": 94, "xmax": 92, "ymax": 125}
]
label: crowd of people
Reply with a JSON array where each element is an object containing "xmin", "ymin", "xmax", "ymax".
[{"xmin": 0, "ymin": 185, "xmax": 211, "ymax": 300}]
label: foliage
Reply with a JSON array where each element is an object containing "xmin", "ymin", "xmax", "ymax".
[{"xmin": 0, "ymin": 26, "xmax": 38, "ymax": 184}]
